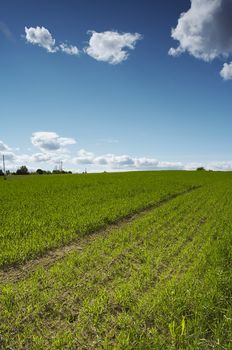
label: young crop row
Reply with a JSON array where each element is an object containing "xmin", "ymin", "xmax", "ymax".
[
  {"xmin": 0, "ymin": 174, "xmax": 231, "ymax": 349},
  {"xmin": 0, "ymin": 171, "xmax": 206, "ymax": 267}
]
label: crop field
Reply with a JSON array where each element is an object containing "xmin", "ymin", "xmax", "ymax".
[
  {"xmin": 0, "ymin": 171, "xmax": 231, "ymax": 349},
  {"xmin": 0, "ymin": 171, "xmax": 202, "ymax": 267}
]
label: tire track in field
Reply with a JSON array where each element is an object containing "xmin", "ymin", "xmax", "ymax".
[{"xmin": 0, "ymin": 186, "xmax": 201, "ymax": 284}]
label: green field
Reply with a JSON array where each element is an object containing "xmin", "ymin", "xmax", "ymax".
[
  {"xmin": 0, "ymin": 171, "xmax": 231, "ymax": 349},
  {"xmin": 0, "ymin": 171, "xmax": 202, "ymax": 267}
]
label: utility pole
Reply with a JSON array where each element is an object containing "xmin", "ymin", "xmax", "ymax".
[
  {"xmin": 59, "ymin": 161, "xmax": 63, "ymax": 172},
  {"xmin": 2, "ymin": 154, "xmax": 7, "ymax": 180},
  {"xmin": 2, "ymin": 155, "xmax": 5, "ymax": 174}
]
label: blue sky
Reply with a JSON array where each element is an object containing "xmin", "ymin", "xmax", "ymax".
[{"xmin": 1, "ymin": 0, "xmax": 232, "ymax": 171}]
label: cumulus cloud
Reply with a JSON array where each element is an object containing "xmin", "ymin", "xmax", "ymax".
[
  {"xmin": 59, "ymin": 43, "xmax": 79, "ymax": 55},
  {"xmin": 85, "ymin": 30, "xmax": 142, "ymax": 64},
  {"xmin": 75, "ymin": 149, "xmax": 95, "ymax": 164},
  {"xmin": 1, "ymin": 137, "xmax": 232, "ymax": 172},
  {"xmin": 206, "ymin": 161, "xmax": 232, "ymax": 171},
  {"xmin": 101, "ymin": 154, "xmax": 135, "ymax": 167},
  {"xmin": 75, "ymin": 151, "xmax": 137, "ymax": 168},
  {"xmin": 28, "ymin": 153, "xmax": 52, "ymax": 163},
  {"xmin": 158, "ymin": 161, "xmax": 183, "ymax": 170},
  {"xmin": 1, "ymin": 152, "xmax": 16, "ymax": 162},
  {"xmin": 0, "ymin": 141, "xmax": 16, "ymax": 163},
  {"xmin": 74, "ymin": 150, "xmax": 180, "ymax": 170},
  {"xmin": 0, "ymin": 141, "xmax": 11, "ymax": 152},
  {"xmin": 29, "ymin": 152, "xmax": 71, "ymax": 164},
  {"xmin": 24, "ymin": 26, "xmax": 79, "ymax": 55},
  {"xmin": 220, "ymin": 61, "xmax": 232, "ymax": 79},
  {"xmin": 169, "ymin": 0, "xmax": 232, "ymax": 79},
  {"xmin": 31, "ymin": 132, "xmax": 76, "ymax": 152},
  {"xmin": 24, "ymin": 27, "xmax": 142, "ymax": 62},
  {"xmin": 1, "ymin": 133, "xmax": 76, "ymax": 169},
  {"xmin": 134, "ymin": 157, "xmax": 159, "ymax": 168},
  {"xmin": 25, "ymin": 26, "xmax": 58, "ymax": 53}
]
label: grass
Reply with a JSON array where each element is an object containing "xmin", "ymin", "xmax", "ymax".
[
  {"xmin": 0, "ymin": 170, "xmax": 204, "ymax": 267},
  {"xmin": 0, "ymin": 171, "xmax": 231, "ymax": 349}
]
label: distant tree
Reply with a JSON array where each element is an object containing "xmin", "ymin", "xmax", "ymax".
[
  {"xmin": 0, "ymin": 169, "xmax": 4, "ymax": 176},
  {"xmin": 196, "ymin": 167, "xmax": 205, "ymax": 171},
  {"xmin": 36, "ymin": 168, "xmax": 44, "ymax": 175},
  {"xmin": 16, "ymin": 165, "xmax": 29, "ymax": 175}
]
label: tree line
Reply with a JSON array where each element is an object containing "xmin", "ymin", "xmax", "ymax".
[{"xmin": 0, "ymin": 165, "xmax": 72, "ymax": 176}]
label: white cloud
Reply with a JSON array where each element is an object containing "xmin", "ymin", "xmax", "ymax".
[
  {"xmin": 158, "ymin": 161, "xmax": 183, "ymax": 170},
  {"xmin": 0, "ymin": 140, "xmax": 11, "ymax": 152},
  {"xmin": 206, "ymin": 161, "xmax": 232, "ymax": 171},
  {"xmin": 74, "ymin": 150, "xmax": 181, "ymax": 170},
  {"xmin": 25, "ymin": 26, "xmax": 58, "ymax": 53},
  {"xmin": 28, "ymin": 153, "xmax": 52, "ymax": 163},
  {"xmin": 182, "ymin": 161, "xmax": 232, "ymax": 171},
  {"xmin": 1, "ymin": 133, "xmax": 76, "ymax": 169},
  {"xmin": 0, "ymin": 151, "xmax": 16, "ymax": 162},
  {"xmin": 2, "ymin": 136, "xmax": 232, "ymax": 172},
  {"xmin": 220, "ymin": 61, "xmax": 232, "ymax": 80},
  {"xmin": 24, "ymin": 27, "xmax": 141, "ymax": 62},
  {"xmin": 31, "ymin": 132, "xmax": 76, "ymax": 152},
  {"xmin": 75, "ymin": 152, "xmax": 137, "ymax": 168},
  {"xmin": 134, "ymin": 157, "xmax": 159, "ymax": 168},
  {"xmin": 75, "ymin": 149, "xmax": 95, "ymax": 164},
  {"xmin": 169, "ymin": 0, "xmax": 232, "ymax": 79},
  {"xmin": 77, "ymin": 149, "xmax": 94, "ymax": 157},
  {"xmin": 102, "ymin": 154, "xmax": 135, "ymax": 167},
  {"xmin": 24, "ymin": 26, "xmax": 79, "ymax": 55},
  {"xmin": 0, "ymin": 141, "xmax": 16, "ymax": 163},
  {"xmin": 85, "ymin": 30, "xmax": 142, "ymax": 64},
  {"xmin": 59, "ymin": 43, "xmax": 79, "ymax": 55},
  {"xmin": 16, "ymin": 150, "xmax": 73, "ymax": 166}
]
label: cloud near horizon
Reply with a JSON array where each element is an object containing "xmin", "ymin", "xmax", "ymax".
[
  {"xmin": 25, "ymin": 26, "xmax": 79, "ymax": 55},
  {"xmin": 1, "ymin": 134, "xmax": 232, "ymax": 172},
  {"xmin": 74, "ymin": 149, "xmax": 184, "ymax": 170},
  {"xmin": 169, "ymin": 0, "xmax": 232, "ymax": 79}
]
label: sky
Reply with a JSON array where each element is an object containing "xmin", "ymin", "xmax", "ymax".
[{"xmin": 1, "ymin": 0, "xmax": 232, "ymax": 172}]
